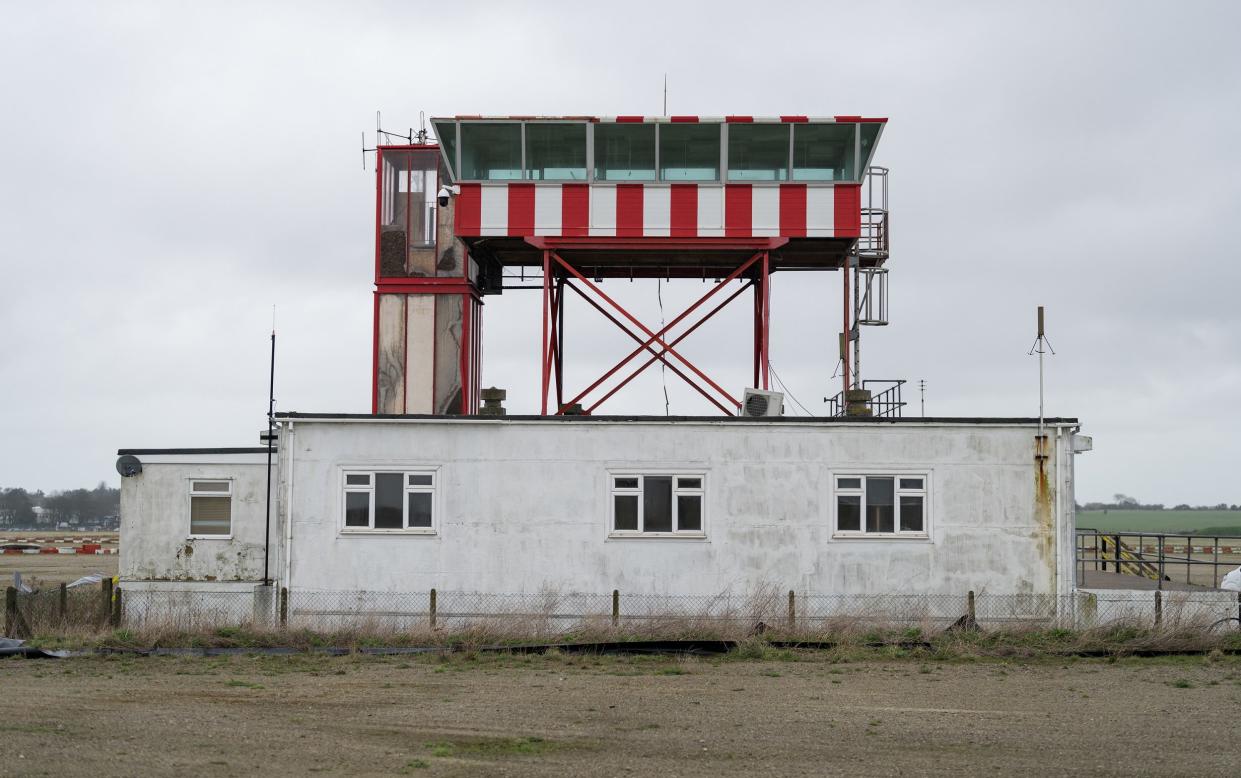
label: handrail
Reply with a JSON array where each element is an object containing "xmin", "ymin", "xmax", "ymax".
[{"xmin": 1075, "ymin": 528, "xmax": 1241, "ymax": 590}]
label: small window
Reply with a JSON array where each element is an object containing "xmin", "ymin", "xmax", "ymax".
[
  {"xmin": 459, "ymin": 122, "xmax": 523, "ymax": 180},
  {"xmin": 659, "ymin": 124, "xmax": 720, "ymax": 181},
  {"xmin": 792, "ymin": 123, "xmax": 856, "ymax": 181},
  {"xmin": 525, "ymin": 123, "xmax": 587, "ymax": 180},
  {"xmin": 595, "ymin": 123, "xmax": 656, "ymax": 181},
  {"xmin": 727, "ymin": 123, "xmax": 790, "ymax": 181},
  {"xmin": 610, "ymin": 473, "xmax": 705, "ymax": 535},
  {"xmin": 834, "ymin": 474, "xmax": 927, "ymax": 538},
  {"xmin": 342, "ymin": 469, "xmax": 437, "ymax": 532},
  {"xmin": 189, "ymin": 480, "xmax": 231, "ymax": 537}
]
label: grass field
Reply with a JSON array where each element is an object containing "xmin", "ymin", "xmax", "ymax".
[
  {"xmin": 1078, "ymin": 509, "xmax": 1241, "ymax": 536},
  {"xmin": 2, "ymin": 652, "xmax": 1240, "ymax": 776}
]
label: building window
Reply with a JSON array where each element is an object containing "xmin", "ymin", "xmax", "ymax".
[
  {"xmin": 525, "ymin": 122, "xmax": 587, "ymax": 180},
  {"xmin": 189, "ymin": 480, "xmax": 232, "ymax": 538},
  {"xmin": 834, "ymin": 474, "xmax": 927, "ymax": 537},
  {"xmin": 458, "ymin": 122, "xmax": 523, "ymax": 180},
  {"xmin": 594, "ymin": 122, "xmax": 656, "ymax": 181},
  {"xmin": 610, "ymin": 473, "xmax": 705, "ymax": 536},
  {"xmin": 727, "ymin": 123, "xmax": 790, "ymax": 181},
  {"xmin": 792, "ymin": 123, "xmax": 856, "ymax": 181},
  {"xmin": 659, "ymin": 124, "xmax": 720, "ymax": 181},
  {"xmin": 342, "ymin": 470, "xmax": 436, "ymax": 533}
]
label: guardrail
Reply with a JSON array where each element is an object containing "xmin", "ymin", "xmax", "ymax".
[{"xmin": 1076, "ymin": 528, "xmax": 1241, "ymax": 590}]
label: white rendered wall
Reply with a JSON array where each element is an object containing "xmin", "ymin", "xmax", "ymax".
[
  {"xmin": 278, "ymin": 419, "xmax": 1078, "ymax": 599},
  {"xmin": 119, "ymin": 455, "xmax": 277, "ymax": 582}
]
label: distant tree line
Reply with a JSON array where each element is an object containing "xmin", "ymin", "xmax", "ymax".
[
  {"xmin": 0, "ymin": 483, "xmax": 119, "ymax": 530},
  {"xmin": 1076, "ymin": 493, "xmax": 1240, "ymax": 512}
]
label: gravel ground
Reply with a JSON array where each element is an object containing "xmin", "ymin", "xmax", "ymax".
[{"xmin": 2, "ymin": 652, "xmax": 1240, "ymax": 776}]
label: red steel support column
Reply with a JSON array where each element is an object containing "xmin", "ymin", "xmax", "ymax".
[
  {"xmin": 541, "ymin": 249, "xmax": 552, "ymax": 415},
  {"xmin": 754, "ymin": 254, "xmax": 764, "ymax": 392},
  {"xmin": 555, "ymin": 276, "xmax": 565, "ymax": 410}
]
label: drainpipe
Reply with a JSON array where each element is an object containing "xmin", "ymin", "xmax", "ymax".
[{"xmin": 281, "ymin": 421, "xmax": 295, "ymax": 592}]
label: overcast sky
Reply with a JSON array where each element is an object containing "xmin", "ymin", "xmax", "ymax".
[{"xmin": 2, "ymin": 2, "xmax": 1239, "ymax": 504}]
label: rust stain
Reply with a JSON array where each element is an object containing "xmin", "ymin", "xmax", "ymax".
[{"xmin": 1033, "ymin": 434, "xmax": 1056, "ymax": 588}]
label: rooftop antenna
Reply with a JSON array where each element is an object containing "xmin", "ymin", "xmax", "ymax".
[
  {"xmin": 262, "ymin": 305, "xmax": 276, "ymax": 586},
  {"xmin": 918, "ymin": 379, "xmax": 927, "ymax": 417},
  {"xmin": 361, "ymin": 110, "xmax": 416, "ymax": 170},
  {"xmin": 663, "ymin": 74, "xmax": 667, "ymax": 115},
  {"xmin": 1028, "ymin": 305, "xmax": 1055, "ymax": 437}
]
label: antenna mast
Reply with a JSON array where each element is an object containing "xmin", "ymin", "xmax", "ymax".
[{"xmin": 1028, "ymin": 305, "xmax": 1055, "ymax": 436}]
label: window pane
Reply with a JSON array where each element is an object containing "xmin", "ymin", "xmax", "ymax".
[
  {"xmin": 191, "ymin": 481, "xmax": 229, "ymax": 493},
  {"xmin": 866, "ymin": 477, "xmax": 895, "ymax": 532},
  {"xmin": 859, "ymin": 122, "xmax": 881, "ymax": 170},
  {"xmin": 900, "ymin": 496, "xmax": 924, "ymax": 532},
  {"xmin": 408, "ymin": 474, "xmax": 433, "ymax": 486},
  {"xmin": 837, "ymin": 495, "xmax": 861, "ymax": 531},
  {"xmin": 408, "ymin": 492, "xmax": 433, "ymax": 528},
  {"xmin": 677, "ymin": 477, "xmax": 701, "ymax": 489},
  {"xmin": 643, "ymin": 476, "xmax": 673, "ymax": 532},
  {"xmin": 345, "ymin": 474, "xmax": 370, "ymax": 486},
  {"xmin": 432, "ymin": 120, "xmax": 457, "ymax": 175},
  {"xmin": 459, "ymin": 122, "xmax": 522, "ymax": 180},
  {"xmin": 727, "ymin": 124, "xmax": 789, "ymax": 181},
  {"xmin": 677, "ymin": 495, "xmax": 702, "ymax": 531},
  {"xmin": 375, "ymin": 473, "xmax": 404, "ymax": 529},
  {"xmin": 526, "ymin": 123, "xmax": 586, "ymax": 180},
  {"xmin": 792, "ymin": 123, "xmax": 856, "ymax": 181},
  {"xmin": 660, "ymin": 124, "xmax": 720, "ymax": 181},
  {"xmin": 190, "ymin": 496, "xmax": 231, "ymax": 535},
  {"xmin": 595, "ymin": 123, "xmax": 656, "ymax": 181},
  {"xmin": 837, "ymin": 477, "xmax": 861, "ymax": 490},
  {"xmin": 614, "ymin": 477, "xmax": 638, "ymax": 490},
  {"xmin": 899, "ymin": 477, "xmax": 924, "ymax": 490},
  {"xmin": 345, "ymin": 492, "xmax": 370, "ymax": 527},
  {"xmin": 614, "ymin": 495, "xmax": 638, "ymax": 531}
]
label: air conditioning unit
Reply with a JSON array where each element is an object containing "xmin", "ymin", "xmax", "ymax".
[{"xmin": 741, "ymin": 388, "xmax": 784, "ymax": 417}]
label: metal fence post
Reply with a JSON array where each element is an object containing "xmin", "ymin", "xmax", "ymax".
[
  {"xmin": 967, "ymin": 590, "xmax": 976, "ymax": 622},
  {"xmin": 59, "ymin": 582, "xmax": 67, "ymax": 619},
  {"xmin": 101, "ymin": 578, "xmax": 113, "ymax": 625},
  {"xmin": 1154, "ymin": 589, "xmax": 1162, "ymax": 628},
  {"xmin": 788, "ymin": 590, "xmax": 796, "ymax": 629},
  {"xmin": 279, "ymin": 587, "xmax": 288, "ymax": 628},
  {"xmin": 429, "ymin": 588, "xmax": 437, "ymax": 629},
  {"xmin": 612, "ymin": 589, "xmax": 620, "ymax": 627},
  {"xmin": 111, "ymin": 587, "xmax": 123, "ymax": 628}
]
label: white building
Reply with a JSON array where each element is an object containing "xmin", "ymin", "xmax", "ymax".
[{"xmin": 118, "ymin": 415, "xmax": 1095, "ymax": 624}]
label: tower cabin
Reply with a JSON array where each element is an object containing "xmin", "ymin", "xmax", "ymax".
[{"xmin": 373, "ymin": 116, "xmax": 889, "ymax": 416}]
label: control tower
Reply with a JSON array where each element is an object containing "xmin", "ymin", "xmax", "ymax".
[{"xmin": 373, "ymin": 115, "xmax": 889, "ymax": 416}]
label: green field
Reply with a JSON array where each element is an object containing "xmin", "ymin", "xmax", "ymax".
[{"xmin": 1078, "ymin": 509, "xmax": 1241, "ymax": 536}]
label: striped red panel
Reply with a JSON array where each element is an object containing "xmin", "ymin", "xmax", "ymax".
[
  {"xmin": 615, "ymin": 115, "xmax": 644, "ymax": 123},
  {"xmin": 779, "ymin": 184, "xmax": 807, "ymax": 237},
  {"xmin": 833, "ymin": 184, "xmax": 862, "ymax": 237},
  {"xmin": 725, "ymin": 115, "xmax": 754, "ymax": 123},
  {"xmin": 725, "ymin": 184, "xmax": 752, "ymax": 237},
  {"xmin": 670, "ymin": 116, "xmax": 699, "ymax": 123},
  {"xmin": 455, "ymin": 183, "xmax": 481, "ymax": 235},
  {"xmin": 507, "ymin": 183, "xmax": 534, "ymax": 237},
  {"xmin": 780, "ymin": 115, "xmax": 809, "ymax": 123},
  {"xmin": 669, "ymin": 184, "xmax": 698, "ymax": 237},
  {"xmin": 561, "ymin": 184, "xmax": 589, "ymax": 236},
  {"xmin": 616, "ymin": 184, "xmax": 644, "ymax": 237}
]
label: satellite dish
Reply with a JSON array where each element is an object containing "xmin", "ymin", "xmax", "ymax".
[{"xmin": 116, "ymin": 455, "xmax": 143, "ymax": 477}]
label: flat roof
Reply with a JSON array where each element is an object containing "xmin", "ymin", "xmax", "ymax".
[
  {"xmin": 437, "ymin": 115, "xmax": 888, "ymax": 124},
  {"xmin": 274, "ymin": 413, "xmax": 1079, "ymax": 425},
  {"xmin": 117, "ymin": 447, "xmax": 271, "ymax": 455}
]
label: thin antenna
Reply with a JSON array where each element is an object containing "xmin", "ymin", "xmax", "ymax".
[
  {"xmin": 262, "ymin": 306, "xmax": 276, "ymax": 586},
  {"xmin": 663, "ymin": 74, "xmax": 667, "ymax": 115},
  {"xmin": 918, "ymin": 379, "xmax": 927, "ymax": 417},
  {"xmin": 1028, "ymin": 305, "xmax": 1056, "ymax": 437}
]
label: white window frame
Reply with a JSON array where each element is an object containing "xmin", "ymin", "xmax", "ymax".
[
  {"xmin": 831, "ymin": 471, "xmax": 931, "ymax": 540},
  {"xmin": 608, "ymin": 470, "xmax": 707, "ymax": 539},
  {"xmin": 188, "ymin": 478, "xmax": 233, "ymax": 540},
  {"xmin": 339, "ymin": 467, "xmax": 439, "ymax": 535}
]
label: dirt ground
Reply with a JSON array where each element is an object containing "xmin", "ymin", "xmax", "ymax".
[
  {"xmin": 0, "ymin": 553, "xmax": 117, "ymax": 587},
  {"xmin": 2, "ymin": 652, "xmax": 1240, "ymax": 777}
]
